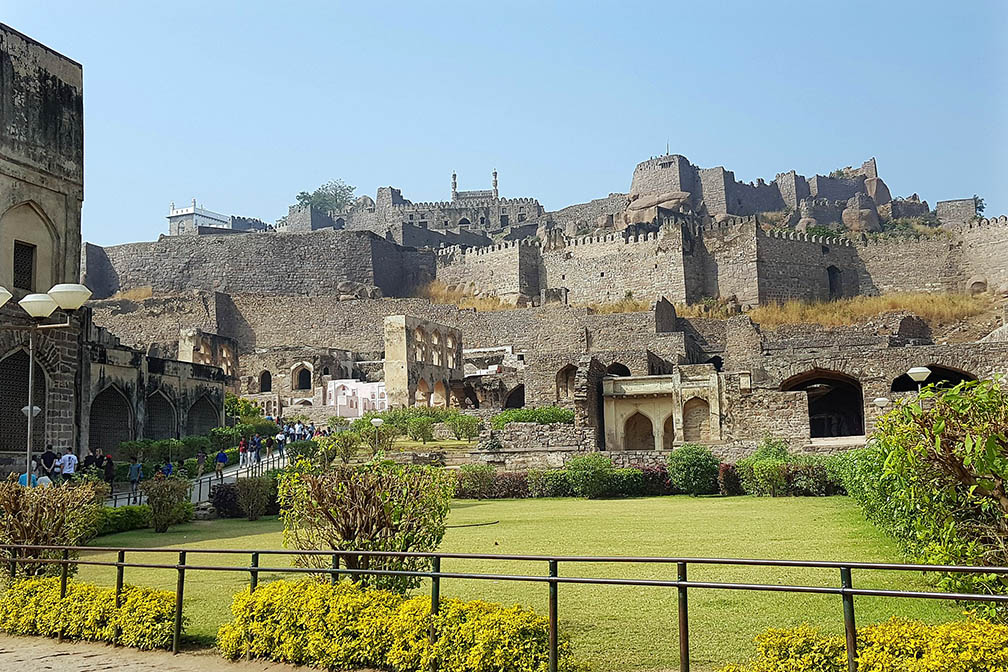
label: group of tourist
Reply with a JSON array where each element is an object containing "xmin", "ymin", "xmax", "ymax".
[{"xmin": 15, "ymin": 445, "xmax": 112, "ymax": 489}]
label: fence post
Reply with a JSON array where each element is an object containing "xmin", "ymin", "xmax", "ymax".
[
  {"xmin": 549, "ymin": 559, "xmax": 558, "ymax": 672},
  {"xmin": 330, "ymin": 553, "xmax": 339, "ymax": 586},
  {"xmin": 841, "ymin": 566, "xmax": 857, "ymax": 672},
  {"xmin": 8, "ymin": 547, "xmax": 15, "ymax": 579},
  {"xmin": 114, "ymin": 550, "xmax": 125, "ymax": 644},
  {"xmin": 677, "ymin": 562, "xmax": 690, "ymax": 672},
  {"xmin": 173, "ymin": 551, "xmax": 186, "ymax": 654},
  {"xmin": 250, "ymin": 552, "xmax": 259, "ymax": 592},
  {"xmin": 58, "ymin": 548, "xmax": 69, "ymax": 642},
  {"xmin": 429, "ymin": 555, "xmax": 441, "ymax": 671}
]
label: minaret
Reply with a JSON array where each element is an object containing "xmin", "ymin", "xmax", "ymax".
[
  {"xmin": 451, "ymin": 171, "xmax": 457, "ymax": 201},
  {"xmin": 492, "ymin": 169, "xmax": 498, "ymax": 199}
]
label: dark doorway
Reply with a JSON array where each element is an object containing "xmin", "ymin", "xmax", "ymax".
[
  {"xmin": 827, "ymin": 266, "xmax": 842, "ymax": 300},
  {"xmin": 782, "ymin": 370, "xmax": 864, "ymax": 438},
  {"xmin": 890, "ymin": 365, "xmax": 975, "ymax": 393},
  {"xmin": 259, "ymin": 371, "xmax": 272, "ymax": 393},
  {"xmin": 186, "ymin": 396, "xmax": 219, "ymax": 436},
  {"xmin": 606, "ymin": 362, "xmax": 631, "ymax": 377},
  {"xmin": 144, "ymin": 392, "xmax": 176, "ymax": 440},
  {"xmin": 623, "ymin": 412, "xmax": 655, "ymax": 451},
  {"xmin": 503, "ymin": 384, "xmax": 525, "ymax": 409},
  {"xmin": 296, "ymin": 368, "xmax": 312, "ymax": 390},
  {"xmin": 500, "ymin": 214, "xmax": 509, "ymax": 227},
  {"xmin": 89, "ymin": 386, "xmax": 132, "ymax": 456}
]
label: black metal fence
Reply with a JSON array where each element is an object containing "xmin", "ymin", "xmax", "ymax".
[
  {"xmin": 106, "ymin": 451, "xmax": 288, "ymax": 507},
  {"xmin": 3, "ymin": 544, "xmax": 1007, "ymax": 672}
]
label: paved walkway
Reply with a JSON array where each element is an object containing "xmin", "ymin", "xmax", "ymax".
[{"xmin": 0, "ymin": 635, "xmax": 309, "ymax": 671}]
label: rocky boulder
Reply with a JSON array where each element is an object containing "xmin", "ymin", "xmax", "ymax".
[
  {"xmin": 841, "ymin": 194, "xmax": 881, "ymax": 232},
  {"xmin": 864, "ymin": 177, "xmax": 892, "ymax": 206}
]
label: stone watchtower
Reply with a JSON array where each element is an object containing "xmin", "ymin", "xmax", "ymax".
[
  {"xmin": 451, "ymin": 172, "xmax": 458, "ymax": 201},
  {"xmin": 492, "ymin": 169, "xmax": 498, "ymax": 199}
]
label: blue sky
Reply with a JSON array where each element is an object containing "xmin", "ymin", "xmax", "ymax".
[{"xmin": 6, "ymin": 1, "xmax": 1007, "ymax": 246}]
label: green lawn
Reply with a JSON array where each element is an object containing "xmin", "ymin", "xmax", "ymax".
[{"xmin": 79, "ymin": 497, "xmax": 960, "ymax": 671}]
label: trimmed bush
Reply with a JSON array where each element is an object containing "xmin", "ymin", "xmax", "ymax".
[
  {"xmin": 406, "ymin": 416, "xmax": 435, "ymax": 443},
  {"xmin": 667, "ymin": 444, "xmax": 719, "ymax": 496},
  {"xmin": 640, "ymin": 465, "xmax": 676, "ymax": 496},
  {"xmin": 605, "ymin": 468, "xmax": 644, "ymax": 497},
  {"xmin": 94, "ymin": 505, "xmax": 152, "ymax": 537},
  {"xmin": 565, "ymin": 453, "xmax": 614, "ymax": 498},
  {"xmin": 488, "ymin": 471, "xmax": 529, "ymax": 499},
  {"xmin": 0, "ymin": 577, "xmax": 178, "ymax": 650},
  {"xmin": 210, "ymin": 482, "xmax": 242, "ymax": 518},
  {"xmin": 235, "ymin": 476, "xmax": 272, "ymax": 521},
  {"xmin": 490, "ymin": 407, "xmax": 574, "ymax": 430},
  {"xmin": 217, "ymin": 579, "xmax": 580, "ymax": 671},
  {"xmin": 718, "ymin": 463, "xmax": 743, "ymax": 496},
  {"xmin": 455, "ymin": 463, "xmax": 496, "ymax": 499},
  {"xmin": 736, "ymin": 439, "xmax": 844, "ymax": 497},
  {"xmin": 527, "ymin": 469, "xmax": 572, "ymax": 497},
  {"xmin": 720, "ymin": 617, "xmax": 1008, "ymax": 672}
]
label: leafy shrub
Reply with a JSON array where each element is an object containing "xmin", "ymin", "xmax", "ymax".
[
  {"xmin": 406, "ymin": 416, "xmax": 435, "ymax": 443},
  {"xmin": 0, "ymin": 577, "xmax": 178, "ymax": 650},
  {"xmin": 749, "ymin": 458, "xmax": 787, "ymax": 497},
  {"xmin": 448, "ymin": 414, "xmax": 483, "ymax": 442},
  {"xmin": 180, "ymin": 435, "xmax": 211, "ymax": 457},
  {"xmin": 317, "ymin": 431, "xmax": 360, "ymax": 465},
  {"xmin": 456, "ymin": 463, "xmax": 496, "ymax": 499},
  {"xmin": 720, "ymin": 617, "xmax": 1008, "ymax": 672},
  {"xmin": 490, "ymin": 407, "xmax": 575, "ymax": 430},
  {"xmin": 667, "ymin": 444, "xmax": 719, "ymax": 496},
  {"xmin": 0, "ymin": 478, "xmax": 101, "ymax": 578},
  {"xmin": 284, "ymin": 440, "xmax": 318, "ymax": 462},
  {"xmin": 565, "ymin": 453, "xmax": 614, "ymax": 498},
  {"xmin": 210, "ymin": 482, "xmax": 242, "ymax": 518},
  {"xmin": 488, "ymin": 471, "xmax": 529, "ymax": 498},
  {"xmin": 209, "ymin": 425, "xmax": 242, "ymax": 451},
  {"xmin": 217, "ymin": 579, "xmax": 580, "ymax": 671},
  {"xmin": 527, "ymin": 469, "xmax": 572, "ymax": 497},
  {"xmin": 279, "ymin": 461, "xmax": 454, "ymax": 593},
  {"xmin": 140, "ymin": 476, "xmax": 190, "ymax": 533},
  {"xmin": 235, "ymin": 476, "xmax": 272, "ymax": 521},
  {"xmin": 718, "ymin": 463, "xmax": 743, "ymax": 496},
  {"xmin": 783, "ymin": 455, "xmax": 844, "ymax": 497},
  {"xmin": 605, "ymin": 468, "xmax": 644, "ymax": 497},
  {"xmin": 94, "ymin": 505, "xmax": 152, "ymax": 537},
  {"xmin": 349, "ymin": 419, "xmax": 401, "ymax": 454},
  {"xmin": 640, "ymin": 465, "xmax": 676, "ymax": 495}
]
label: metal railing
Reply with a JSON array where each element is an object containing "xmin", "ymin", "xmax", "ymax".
[
  {"xmin": 2, "ymin": 544, "xmax": 1006, "ymax": 672},
  {"xmin": 107, "ymin": 450, "xmax": 288, "ymax": 507}
]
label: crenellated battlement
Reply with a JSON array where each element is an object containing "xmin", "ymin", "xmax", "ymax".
[
  {"xmin": 759, "ymin": 228, "xmax": 854, "ymax": 247},
  {"xmin": 633, "ymin": 153, "xmax": 688, "ymax": 173},
  {"xmin": 956, "ymin": 214, "xmax": 1008, "ymax": 231},
  {"xmin": 391, "ymin": 196, "xmax": 541, "ymax": 212}
]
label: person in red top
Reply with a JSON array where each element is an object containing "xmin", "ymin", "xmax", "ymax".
[{"xmin": 238, "ymin": 438, "xmax": 248, "ymax": 467}]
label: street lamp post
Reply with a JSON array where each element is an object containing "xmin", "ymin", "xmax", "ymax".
[
  {"xmin": 0, "ymin": 283, "xmax": 92, "ymax": 479},
  {"xmin": 906, "ymin": 366, "xmax": 932, "ymax": 394},
  {"xmin": 370, "ymin": 416, "xmax": 384, "ymax": 452}
]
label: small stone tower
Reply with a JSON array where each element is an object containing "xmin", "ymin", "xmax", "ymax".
[
  {"xmin": 451, "ymin": 171, "xmax": 458, "ymax": 201},
  {"xmin": 492, "ymin": 169, "xmax": 498, "ymax": 199}
]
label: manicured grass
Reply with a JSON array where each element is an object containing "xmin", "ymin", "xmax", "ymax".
[{"xmin": 78, "ymin": 497, "xmax": 960, "ymax": 671}]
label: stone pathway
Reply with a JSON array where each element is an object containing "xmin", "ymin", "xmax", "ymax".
[{"xmin": 0, "ymin": 635, "xmax": 306, "ymax": 671}]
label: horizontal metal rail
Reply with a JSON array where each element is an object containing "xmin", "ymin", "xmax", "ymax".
[{"xmin": 3, "ymin": 543, "xmax": 1006, "ymax": 671}]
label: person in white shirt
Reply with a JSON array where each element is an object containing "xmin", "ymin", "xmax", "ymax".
[
  {"xmin": 59, "ymin": 448, "xmax": 78, "ymax": 483},
  {"xmin": 36, "ymin": 474, "xmax": 53, "ymax": 487}
]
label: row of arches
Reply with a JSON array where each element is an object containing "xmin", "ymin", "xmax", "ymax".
[
  {"xmin": 622, "ymin": 398, "xmax": 711, "ymax": 451},
  {"xmin": 413, "ymin": 328, "xmax": 457, "ymax": 369},
  {"xmin": 86, "ymin": 386, "xmax": 220, "ymax": 455},
  {"xmin": 259, "ymin": 363, "xmax": 344, "ymax": 394},
  {"xmin": 414, "ymin": 379, "xmax": 451, "ymax": 407}
]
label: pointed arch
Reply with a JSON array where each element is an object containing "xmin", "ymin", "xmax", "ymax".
[
  {"xmin": 623, "ymin": 412, "xmax": 655, "ymax": 451},
  {"xmin": 185, "ymin": 395, "xmax": 220, "ymax": 436},
  {"xmin": 432, "ymin": 380, "xmax": 448, "ymax": 408},
  {"xmin": 144, "ymin": 390, "xmax": 177, "ymax": 440},
  {"xmin": 0, "ymin": 201, "xmax": 61, "ymax": 293},
  {"xmin": 431, "ymin": 330, "xmax": 443, "ymax": 366},
  {"xmin": 0, "ymin": 349, "xmax": 48, "ymax": 453},
  {"xmin": 89, "ymin": 384, "xmax": 133, "ymax": 456},
  {"xmin": 662, "ymin": 414, "xmax": 675, "ymax": 450},
  {"xmin": 414, "ymin": 379, "xmax": 431, "ymax": 407},
  {"xmin": 682, "ymin": 397, "xmax": 710, "ymax": 443},
  {"xmin": 503, "ymin": 384, "xmax": 525, "ymax": 409}
]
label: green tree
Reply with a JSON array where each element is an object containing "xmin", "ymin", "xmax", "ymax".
[
  {"xmin": 974, "ymin": 194, "xmax": 986, "ymax": 215},
  {"xmin": 406, "ymin": 416, "xmax": 435, "ymax": 444},
  {"xmin": 317, "ymin": 431, "xmax": 360, "ymax": 465},
  {"xmin": 224, "ymin": 393, "xmax": 261, "ymax": 421},
  {"xmin": 296, "ymin": 178, "xmax": 356, "ymax": 213}
]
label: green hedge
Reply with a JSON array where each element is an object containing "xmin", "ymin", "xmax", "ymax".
[
  {"xmin": 733, "ymin": 439, "xmax": 845, "ymax": 497},
  {"xmin": 720, "ymin": 618, "xmax": 1008, "ymax": 671},
  {"xmin": 0, "ymin": 577, "xmax": 178, "ymax": 649},
  {"xmin": 490, "ymin": 407, "xmax": 574, "ymax": 430},
  {"xmin": 218, "ymin": 579, "xmax": 580, "ymax": 672},
  {"xmin": 94, "ymin": 505, "xmax": 151, "ymax": 536}
]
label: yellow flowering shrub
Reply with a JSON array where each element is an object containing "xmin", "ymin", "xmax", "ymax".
[
  {"xmin": 0, "ymin": 577, "xmax": 177, "ymax": 649},
  {"xmin": 720, "ymin": 617, "xmax": 1008, "ymax": 672},
  {"xmin": 218, "ymin": 579, "xmax": 582, "ymax": 672}
]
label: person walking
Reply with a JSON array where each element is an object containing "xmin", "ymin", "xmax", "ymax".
[
  {"xmin": 59, "ymin": 448, "xmax": 78, "ymax": 483},
  {"xmin": 251, "ymin": 434, "xmax": 262, "ymax": 464},
  {"xmin": 275, "ymin": 429, "xmax": 285, "ymax": 457},
  {"xmin": 103, "ymin": 455, "xmax": 115, "ymax": 491},
  {"xmin": 128, "ymin": 457, "xmax": 143, "ymax": 504},
  {"xmin": 238, "ymin": 438, "xmax": 248, "ymax": 468},
  {"xmin": 196, "ymin": 448, "xmax": 207, "ymax": 478},
  {"xmin": 215, "ymin": 447, "xmax": 227, "ymax": 481},
  {"xmin": 39, "ymin": 445, "xmax": 58, "ymax": 480}
]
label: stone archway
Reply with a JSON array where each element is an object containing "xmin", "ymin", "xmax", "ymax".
[
  {"xmin": 259, "ymin": 371, "xmax": 272, "ymax": 393},
  {"xmin": 555, "ymin": 364, "xmax": 577, "ymax": 401},
  {"xmin": 414, "ymin": 379, "xmax": 431, "ymax": 407},
  {"xmin": 0, "ymin": 350, "xmax": 47, "ymax": 453},
  {"xmin": 623, "ymin": 412, "xmax": 655, "ymax": 451},
  {"xmin": 682, "ymin": 397, "xmax": 710, "ymax": 443},
  {"xmin": 662, "ymin": 414, "xmax": 675, "ymax": 450},
  {"xmin": 606, "ymin": 362, "xmax": 631, "ymax": 377},
  {"xmin": 432, "ymin": 380, "xmax": 448, "ymax": 408},
  {"xmin": 295, "ymin": 368, "xmax": 312, "ymax": 391},
  {"xmin": 503, "ymin": 384, "xmax": 525, "ymax": 409},
  {"xmin": 144, "ymin": 391, "xmax": 177, "ymax": 440},
  {"xmin": 185, "ymin": 395, "xmax": 219, "ymax": 436},
  {"xmin": 890, "ymin": 364, "xmax": 975, "ymax": 393},
  {"xmin": 782, "ymin": 369, "xmax": 864, "ymax": 438},
  {"xmin": 89, "ymin": 385, "xmax": 132, "ymax": 456}
]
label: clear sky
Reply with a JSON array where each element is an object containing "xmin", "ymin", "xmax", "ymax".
[{"xmin": 6, "ymin": 1, "xmax": 1007, "ymax": 246}]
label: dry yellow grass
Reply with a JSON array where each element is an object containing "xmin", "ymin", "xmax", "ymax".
[
  {"xmin": 584, "ymin": 295, "xmax": 652, "ymax": 314},
  {"xmin": 748, "ymin": 292, "xmax": 991, "ymax": 328},
  {"xmin": 418, "ymin": 280, "xmax": 512, "ymax": 311},
  {"xmin": 110, "ymin": 285, "xmax": 153, "ymax": 301}
]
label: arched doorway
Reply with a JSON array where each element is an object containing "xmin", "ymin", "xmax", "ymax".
[
  {"xmin": 606, "ymin": 362, "xmax": 631, "ymax": 377},
  {"xmin": 295, "ymin": 367, "xmax": 312, "ymax": 391},
  {"xmin": 0, "ymin": 350, "xmax": 47, "ymax": 453},
  {"xmin": 623, "ymin": 412, "xmax": 655, "ymax": 451},
  {"xmin": 186, "ymin": 396, "xmax": 219, "ymax": 436},
  {"xmin": 458, "ymin": 218, "xmax": 471, "ymax": 228},
  {"xmin": 555, "ymin": 365, "xmax": 577, "ymax": 401},
  {"xmin": 662, "ymin": 414, "xmax": 675, "ymax": 450},
  {"xmin": 259, "ymin": 371, "xmax": 272, "ymax": 393},
  {"xmin": 414, "ymin": 379, "xmax": 431, "ymax": 407},
  {"xmin": 432, "ymin": 380, "xmax": 448, "ymax": 408},
  {"xmin": 89, "ymin": 385, "xmax": 132, "ymax": 456},
  {"xmin": 827, "ymin": 266, "xmax": 842, "ymax": 300},
  {"xmin": 890, "ymin": 364, "xmax": 975, "ymax": 393},
  {"xmin": 144, "ymin": 391, "xmax": 177, "ymax": 440},
  {"xmin": 682, "ymin": 398, "xmax": 710, "ymax": 442},
  {"xmin": 503, "ymin": 384, "xmax": 525, "ymax": 409},
  {"xmin": 782, "ymin": 370, "xmax": 864, "ymax": 438}
]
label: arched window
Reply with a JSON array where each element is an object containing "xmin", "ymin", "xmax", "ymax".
[
  {"xmin": 259, "ymin": 371, "xmax": 272, "ymax": 393},
  {"xmin": 606, "ymin": 362, "xmax": 631, "ymax": 377},
  {"xmin": 0, "ymin": 202, "xmax": 58, "ymax": 293},
  {"xmin": 0, "ymin": 350, "xmax": 47, "ymax": 453},
  {"xmin": 414, "ymin": 327, "xmax": 427, "ymax": 363},
  {"xmin": 414, "ymin": 379, "xmax": 431, "ymax": 407},
  {"xmin": 323, "ymin": 366, "xmax": 330, "ymax": 376},
  {"xmin": 662, "ymin": 414, "xmax": 675, "ymax": 450},
  {"xmin": 890, "ymin": 364, "xmax": 975, "ymax": 393},
  {"xmin": 682, "ymin": 398, "xmax": 711, "ymax": 443},
  {"xmin": 186, "ymin": 395, "xmax": 219, "ymax": 436},
  {"xmin": 294, "ymin": 367, "xmax": 312, "ymax": 391},
  {"xmin": 555, "ymin": 365, "xmax": 577, "ymax": 401},
  {"xmin": 446, "ymin": 335, "xmax": 456, "ymax": 369},
  {"xmin": 431, "ymin": 331, "xmax": 443, "ymax": 366},
  {"xmin": 144, "ymin": 391, "xmax": 176, "ymax": 440},
  {"xmin": 503, "ymin": 384, "xmax": 524, "ymax": 409},
  {"xmin": 90, "ymin": 385, "xmax": 132, "ymax": 456},
  {"xmin": 782, "ymin": 370, "xmax": 864, "ymax": 438},
  {"xmin": 623, "ymin": 412, "xmax": 655, "ymax": 451}
]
